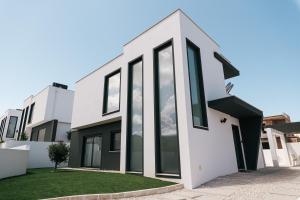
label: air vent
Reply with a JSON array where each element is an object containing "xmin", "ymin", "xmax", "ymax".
[{"xmin": 52, "ymin": 82, "xmax": 68, "ymax": 90}]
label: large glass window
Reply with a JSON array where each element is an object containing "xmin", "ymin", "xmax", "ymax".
[
  {"xmin": 6, "ymin": 116, "xmax": 18, "ymax": 138},
  {"xmin": 186, "ymin": 39, "xmax": 208, "ymax": 128},
  {"xmin": 28, "ymin": 103, "xmax": 35, "ymax": 124},
  {"xmin": 154, "ymin": 41, "xmax": 180, "ymax": 175},
  {"xmin": 127, "ymin": 58, "xmax": 143, "ymax": 172},
  {"xmin": 103, "ymin": 70, "xmax": 121, "ymax": 114},
  {"xmin": 37, "ymin": 128, "xmax": 46, "ymax": 141}
]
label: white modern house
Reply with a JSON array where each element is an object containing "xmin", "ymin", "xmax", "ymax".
[
  {"xmin": 0, "ymin": 109, "xmax": 22, "ymax": 142},
  {"xmin": 262, "ymin": 123, "xmax": 300, "ymax": 167},
  {"xmin": 18, "ymin": 83, "xmax": 74, "ymax": 142},
  {"xmin": 69, "ymin": 9, "xmax": 263, "ymax": 189}
]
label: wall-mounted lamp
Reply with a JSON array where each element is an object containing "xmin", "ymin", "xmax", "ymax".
[{"xmin": 220, "ymin": 118, "xmax": 227, "ymax": 124}]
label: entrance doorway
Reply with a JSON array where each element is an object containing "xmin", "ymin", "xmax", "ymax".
[
  {"xmin": 83, "ymin": 136, "xmax": 102, "ymax": 168},
  {"xmin": 232, "ymin": 125, "xmax": 246, "ymax": 171}
]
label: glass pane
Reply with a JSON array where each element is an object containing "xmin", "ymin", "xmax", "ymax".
[
  {"xmin": 128, "ymin": 60, "xmax": 143, "ymax": 172},
  {"xmin": 187, "ymin": 44, "xmax": 206, "ymax": 127},
  {"xmin": 84, "ymin": 137, "xmax": 93, "ymax": 167},
  {"xmin": 92, "ymin": 137, "xmax": 102, "ymax": 168},
  {"xmin": 6, "ymin": 116, "xmax": 18, "ymax": 138},
  {"xmin": 38, "ymin": 128, "xmax": 46, "ymax": 141},
  {"xmin": 113, "ymin": 132, "xmax": 121, "ymax": 151},
  {"xmin": 106, "ymin": 73, "xmax": 120, "ymax": 113},
  {"xmin": 157, "ymin": 45, "xmax": 180, "ymax": 174}
]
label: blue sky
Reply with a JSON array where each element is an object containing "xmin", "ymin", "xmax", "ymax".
[{"xmin": 0, "ymin": 0, "xmax": 299, "ymax": 121}]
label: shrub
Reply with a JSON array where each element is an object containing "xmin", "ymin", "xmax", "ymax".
[
  {"xmin": 48, "ymin": 142, "xmax": 70, "ymax": 170},
  {"xmin": 20, "ymin": 132, "xmax": 28, "ymax": 141}
]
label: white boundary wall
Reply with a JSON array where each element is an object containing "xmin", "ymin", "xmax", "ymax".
[
  {"xmin": 0, "ymin": 141, "xmax": 69, "ymax": 169},
  {"xmin": 0, "ymin": 145, "xmax": 29, "ymax": 179}
]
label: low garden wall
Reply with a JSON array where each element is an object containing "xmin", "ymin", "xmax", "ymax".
[
  {"xmin": 0, "ymin": 145, "xmax": 29, "ymax": 179},
  {"xmin": 0, "ymin": 141, "xmax": 70, "ymax": 169}
]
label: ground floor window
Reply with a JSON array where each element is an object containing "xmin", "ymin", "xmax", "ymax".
[
  {"xmin": 261, "ymin": 138, "xmax": 270, "ymax": 149},
  {"xmin": 276, "ymin": 137, "xmax": 283, "ymax": 149},
  {"xmin": 110, "ymin": 132, "xmax": 121, "ymax": 151},
  {"xmin": 83, "ymin": 136, "xmax": 102, "ymax": 168}
]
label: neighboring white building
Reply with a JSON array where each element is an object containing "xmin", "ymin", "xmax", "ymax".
[
  {"xmin": 18, "ymin": 83, "xmax": 74, "ymax": 142},
  {"xmin": 0, "ymin": 109, "xmax": 22, "ymax": 142},
  {"xmin": 262, "ymin": 123, "xmax": 300, "ymax": 167},
  {"xmin": 69, "ymin": 9, "xmax": 263, "ymax": 189}
]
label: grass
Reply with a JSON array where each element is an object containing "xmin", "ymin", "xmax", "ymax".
[{"xmin": 0, "ymin": 168, "xmax": 175, "ymax": 200}]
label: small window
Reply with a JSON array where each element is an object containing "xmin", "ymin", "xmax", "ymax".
[
  {"xmin": 28, "ymin": 103, "xmax": 35, "ymax": 124},
  {"xmin": 6, "ymin": 116, "xmax": 18, "ymax": 138},
  {"xmin": 186, "ymin": 39, "xmax": 208, "ymax": 129},
  {"xmin": 38, "ymin": 128, "xmax": 46, "ymax": 141},
  {"xmin": 110, "ymin": 132, "xmax": 121, "ymax": 151},
  {"xmin": 103, "ymin": 70, "xmax": 121, "ymax": 114},
  {"xmin": 0, "ymin": 117, "xmax": 7, "ymax": 138},
  {"xmin": 276, "ymin": 137, "xmax": 283, "ymax": 149}
]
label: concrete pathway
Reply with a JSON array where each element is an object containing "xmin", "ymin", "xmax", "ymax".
[{"xmin": 122, "ymin": 167, "xmax": 300, "ymax": 200}]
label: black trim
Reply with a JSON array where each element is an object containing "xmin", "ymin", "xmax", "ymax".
[
  {"xmin": 17, "ymin": 109, "xmax": 25, "ymax": 140},
  {"xmin": 126, "ymin": 55, "xmax": 144, "ymax": 174},
  {"xmin": 186, "ymin": 38, "xmax": 209, "ymax": 129},
  {"xmin": 102, "ymin": 68, "xmax": 121, "ymax": 115},
  {"xmin": 21, "ymin": 106, "xmax": 29, "ymax": 134},
  {"xmin": 266, "ymin": 122, "xmax": 300, "ymax": 134},
  {"xmin": 153, "ymin": 39, "xmax": 181, "ymax": 178},
  {"xmin": 27, "ymin": 103, "xmax": 35, "ymax": 124},
  {"xmin": 214, "ymin": 52, "xmax": 240, "ymax": 79}
]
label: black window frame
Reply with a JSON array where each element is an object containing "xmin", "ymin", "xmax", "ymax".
[
  {"xmin": 17, "ymin": 109, "xmax": 25, "ymax": 140},
  {"xmin": 110, "ymin": 131, "xmax": 121, "ymax": 152},
  {"xmin": 102, "ymin": 69, "xmax": 121, "ymax": 116},
  {"xmin": 6, "ymin": 116, "xmax": 18, "ymax": 139},
  {"xmin": 126, "ymin": 56, "xmax": 144, "ymax": 174},
  {"xmin": 186, "ymin": 38, "xmax": 208, "ymax": 130},
  {"xmin": 0, "ymin": 117, "xmax": 7, "ymax": 140},
  {"xmin": 21, "ymin": 106, "xmax": 29, "ymax": 134},
  {"xmin": 28, "ymin": 103, "xmax": 35, "ymax": 124},
  {"xmin": 153, "ymin": 39, "xmax": 181, "ymax": 178}
]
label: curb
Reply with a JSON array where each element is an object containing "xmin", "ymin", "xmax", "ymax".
[{"xmin": 45, "ymin": 184, "xmax": 184, "ymax": 200}]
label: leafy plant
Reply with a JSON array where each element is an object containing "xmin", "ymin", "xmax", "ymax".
[
  {"xmin": 48, "ymin": 142, "xmax": 70, "ymax": 170},
  {"xmin": 20, "ymin": 132, "xmax": 28, "ymax": 141}
]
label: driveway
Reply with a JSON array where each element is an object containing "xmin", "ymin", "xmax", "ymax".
[{"xmin": 122, "ymin": 167, "xmax": 300, "ymax": 200}]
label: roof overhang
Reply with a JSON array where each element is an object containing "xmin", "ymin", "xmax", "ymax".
[
  {"xmin": 266, "ymin": 122, "xmax": 300, "ymax": 134},
  {"xmin": 214, "ymin": 52, "xmax": 240, "ymax": 79},
  {"xmin": 208, "ymin": 96, "xmax": 263, "ymax": 118}
]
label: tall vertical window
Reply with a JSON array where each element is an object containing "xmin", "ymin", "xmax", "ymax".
[
  {"xmin": 21, "ymin": 106, "xmax": 29, "ymax": 134},
  {"xmin": 110, "ymin": 132, "xmax": 121, "ymax": 151},
  {"xmin": 6, "ymin": 116, "xmax": 18, "ymax": 138},
  {"xmin": 0, "ymin": 117, "xmax": 7, "ymax": 139},
  {"xmin": 103, "ymin": 70, "xmax": 121, "ymax": 114},
  {"xmin": 17, "ymin": 109, "xmax": 25, "ymax": 139},
  {"xmin": 127, "ymin": 58, "xmax": 143, "ymax": 172},
  {"xmin": 28, "ymin": 103, "xmax": 35, "ymax": 124},
  {"xmin": 186, "ymin": 39, "xmax": 208, "ymax": 128},
  {"xmin": 154, "ymin": 41, "xmax": 180, "ymax": 176}
]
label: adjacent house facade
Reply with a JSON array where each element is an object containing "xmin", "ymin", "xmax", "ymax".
[
  {"xmin": 18, "ymin": 83, "xmax": 74, "ymax": 142},
  {"xmin": 69, "ymin": 9, "xmax": 263, "ymax": 189},
  {"xmin": 0, "ymin": 109, "xmax": 22, "ymax": 142},
  {"xmin": 262, "ymin": 120, "xmax": 300, "ymax": 167}
]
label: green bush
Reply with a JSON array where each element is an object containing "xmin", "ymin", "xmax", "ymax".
[
  {"xmin": 48, "ymin": 143, "xmax": 70, "ymax": 170},
  {"xmin": 20, "ymin": 132, "xmax": 28, "ymax": 141}
]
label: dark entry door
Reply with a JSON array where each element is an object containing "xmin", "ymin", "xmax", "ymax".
[{"xmin": 232, "ymin": 125, "xmax": 246, "ymax": 171}]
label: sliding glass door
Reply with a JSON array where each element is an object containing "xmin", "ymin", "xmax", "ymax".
[
  {"xmin": 83, "ymin": 136, "xmax": 102, "ymax": 168},
  {"xmin": 154, "ymin": 41, "xmax": 180, "ymax": 176}
]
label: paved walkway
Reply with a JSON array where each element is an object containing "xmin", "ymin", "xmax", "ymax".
[{"xmin": 122, "ymin": 167, "xmax": 300, "ymax": 200}]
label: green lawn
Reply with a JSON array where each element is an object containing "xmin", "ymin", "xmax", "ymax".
[{"xmin": 0, "ymin": 168, "xmax": 175, "ymax": 200}]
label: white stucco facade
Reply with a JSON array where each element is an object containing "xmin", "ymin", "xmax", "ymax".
[
  {"xmin": 19, "ymin": 84, "xmax": 74, "ymax": 142},
  {"xmin": 70, "ymin": 10, "xmax": 263, "ymax": 189},
  {"xmin": 0, "ymin": 109, "xmax": 22, "ymax": 141}
]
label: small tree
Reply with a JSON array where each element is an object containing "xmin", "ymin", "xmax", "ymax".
[
  {"xmin": 48, "ymin": 142, "xmax": 70, "ymax": 170},
  {"xmin": 20, "ymin": 132, "xmax": 28, "ymax": 141}
]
